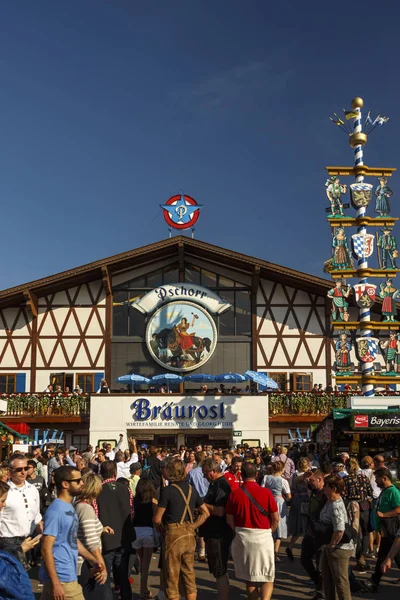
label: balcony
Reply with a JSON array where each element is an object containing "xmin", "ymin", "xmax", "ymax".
[
  {"xmin": 269, "ymin": 392, "xmax": 349, "ymax": 421},
  {"xmin": 1, "ymin": 393, "xmax": 90, "ymax": 422}
]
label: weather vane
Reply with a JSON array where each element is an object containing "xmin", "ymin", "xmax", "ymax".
[
  {"xmin": 160, "ymin": 191, "xmax": 202, "ymax": 238},
  {"xmin": 325, "ymin": 97, "xmax": 398, "ymax": 397}
]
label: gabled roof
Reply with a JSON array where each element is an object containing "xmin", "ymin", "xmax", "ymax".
[{"xmin": 0, "ymin": 236, "xmax": 334, "ymax": 306}]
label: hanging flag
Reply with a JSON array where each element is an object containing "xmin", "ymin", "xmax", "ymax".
[
  {"xmin": 344, "ymin": 110, "xmax": 358, "ymax": 120},
  {"xmin": 373, "ymin": 116, "xmax": 389, "ymax": 126},
  {"xmin": 365, "ymin": 112, "xmax": 373, "ymax": 126}
]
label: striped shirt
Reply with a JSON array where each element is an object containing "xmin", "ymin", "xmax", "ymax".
[{"xmin": 75, "ymin": 501, "xmax": 103, "ymax": 574}]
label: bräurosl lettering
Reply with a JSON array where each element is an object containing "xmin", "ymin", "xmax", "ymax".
[
  {"xmin": 162, "ymin": 404, "xmax": 173, "ymax": 419},
  {"xmin": 134, "ymin": 398, "xmax": 151, "ymax": 420}
]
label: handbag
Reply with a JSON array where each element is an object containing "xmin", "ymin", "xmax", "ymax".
[
  {"xmin": 300, "ymin": 501, "xmax": 310, "ymax": 516},
  {"xmin": 242, "ymin": 486, "xmax": 270, "ymax": 518}
]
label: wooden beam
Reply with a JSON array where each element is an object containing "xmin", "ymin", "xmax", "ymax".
[
  {"xmin": 23, "ymin": 289, "xmax": 38, "ymax": 317},
  {"xmin": 251, "ymin": 266, "xmax": 260, "ymax": 370},
  {"xmin": 326, "ymin": 165, "xmax": 397, "ymax": 178},
  {"xmin": 325, "ymin": 296, "xmax": 332, "ymax": 387},
  {"xmin": 178, "ymin": 242, "xmax": 185, "ymax": 282},
  {"xmin": 101, "ymin": 266, "xmax": 112, "ymax": 295}
]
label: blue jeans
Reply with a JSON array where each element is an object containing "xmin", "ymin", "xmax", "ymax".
[
  {"xmin": 102, "ymin": 547, "xmax": 131, "ymax": 600},
  {"xmin": 78, "ymin": 561, "xmax": 113, "ymax": 600}
]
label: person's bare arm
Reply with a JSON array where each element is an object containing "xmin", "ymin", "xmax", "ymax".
[
  {"xmin": 382, "ymin": 536, "xmax": 400, "ymax": 573},
  {"xmin": 226, "ymin": 514, "xmax": 235, "ymax": 531},
  {"xmin": 327, "ymin": 530, "xmax": 344, "ymax": 548},
  {"xmin": 128, "ymin": 436, "xmax": 137, "ymax": 454},
  {"xmin": 77, "ymin": 539, "xmax": 101, "ymax": 566},
  {"xmin": 205, "ymin": 503, "xmax": 225, "ymax": 517},
  {"xmin": 377, "ymin": 506, "xmax": 400, "ymax": 519},
  {"xmin": 41, "ymin": 536, "xmax": 65, "ymax": 600},
  {"xmin": 270, "ymin": 511, "xmax": 279, "ymax": 534},
  {"xmin": 191, "ymin": 503, "xmax": 210, "ymax": 529},
  {"xmin": 153, "ymin": 506, "xmax": 166, "ymax": 528}
]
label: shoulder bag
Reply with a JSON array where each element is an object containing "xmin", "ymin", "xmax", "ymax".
[
  {"xmin": 241, "ymin": 485, "xmax": 270, "ymax": 518},
  {"xmin": 376, "ymin": 488, "xmax": 400, "ymax": 538}
]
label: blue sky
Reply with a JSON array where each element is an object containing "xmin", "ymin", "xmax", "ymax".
[{"xmin": 1, "ymin": 1, "xmax": 399, "ymax": 289}]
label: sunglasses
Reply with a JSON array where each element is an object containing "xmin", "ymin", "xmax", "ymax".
[
  {"xmin": 66, "ymin": 478, "xmax": 82, "ymax": 483},
  {"xmin": 11, "ymin": 466, "xmax": 30, "ymax": 473}
]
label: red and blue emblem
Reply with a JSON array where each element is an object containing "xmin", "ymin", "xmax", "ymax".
[{"xmin": 161, "ymin": 193, "xmax": 202, "ymax": 230}]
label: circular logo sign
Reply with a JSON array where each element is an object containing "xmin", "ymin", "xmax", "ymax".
[
  {"xmin": 146, "ymin": 300, "xmax": 217, "ymax": 372},
  {"xmin": 160, "ymin": 193, "xmax": 202, "ymax": 230}
]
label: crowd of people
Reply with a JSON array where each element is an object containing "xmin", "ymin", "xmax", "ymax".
[{"xmin": 0, "ymin": 438, "xmax": 399, "ymax": 600}]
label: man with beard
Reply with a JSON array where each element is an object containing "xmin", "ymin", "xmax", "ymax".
[{"xmin": 40, "ymin": 466, "xmax": 102, "ymax": 600}]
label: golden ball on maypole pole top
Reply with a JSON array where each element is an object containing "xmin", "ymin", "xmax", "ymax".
[{"xmin": 351, "ymin": 97, "xmax": 364, "ymax": 109}]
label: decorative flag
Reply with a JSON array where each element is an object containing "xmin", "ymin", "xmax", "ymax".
[{"xmin": 344, "ymin": 110, "xmax": 358, "ymax": 120}]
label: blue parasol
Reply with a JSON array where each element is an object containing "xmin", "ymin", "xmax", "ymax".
[
  {"xmin": 150, "ymin": 373, "xmax": 183, "ymax": 392},
  {"xmin": 116, "ymin": 374, "xmax": 150, "ymax": 393},
  {"xmin": 183, "ymin": 374, "xmax": 216, "ymax": 383},
  {"xmin": 214, "ymin": 372, "xmax": 246, "ymax": 383},
  {"xmin": 244, "ymin": 370, "xmax": 278, "ymax": 389},
  {"xmin": 258, "ymin": 377, "xmax": 279, "ymax": 391}
]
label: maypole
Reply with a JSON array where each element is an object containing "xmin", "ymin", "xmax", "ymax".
[
  {"xmin": 326, "ymin": 97, "xmax": 397, "ymax": 398},
  {"xmin": 350, "ymin": 98, "xmax": 373, "ymax": 396}
]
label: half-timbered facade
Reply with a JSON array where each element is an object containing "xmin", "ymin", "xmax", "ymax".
[{"xmin": 0, "ymin": 236, "xmax": 348, "ymax": 448}]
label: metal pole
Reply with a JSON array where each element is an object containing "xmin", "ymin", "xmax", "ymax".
[{"xmin": 352, "ymin": 98, "xmax": 374, "ymax": 397}]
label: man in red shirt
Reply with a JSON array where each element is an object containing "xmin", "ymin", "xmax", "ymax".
[
  {"xmin": 226, "ymin": 462, "xmax": 278, "ymax": 600},
  {"xmin": 224, "ymin": 457, "xmax": 243, "ymax": 490}
]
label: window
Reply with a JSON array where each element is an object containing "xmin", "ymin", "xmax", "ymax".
[
  {"xmin": 113, "ymin": 291, "xmax": 129, "ymax": 336},
  {"xmin": 184, "ymin": 265, "xmax": 251, "ymax": 337},
  {"xmin": 269, "ymin": 372, "xmax": 288, "ymax": 391},
  {"xmin": 0, "ymin": 374, "xmax": 16, "ymax": 393},
  {"xmin": 292, "ymin": 373, "xmax": 313, "ymax": 392},
  {"xmin": 273, "ymin": 434, "xmax": 289, "ymax": 446},
  {"xmin": 72, "ymin": 434, "xmax": 89, "ymax": 453},
  {"xmin": 76, "ymin": 374, "xmax": 94, "ymax": 393}
]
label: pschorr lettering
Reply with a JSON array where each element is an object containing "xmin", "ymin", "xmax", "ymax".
[{"xmin": 155, "ymin": 286, "xmax": 207, "ymax": 302}]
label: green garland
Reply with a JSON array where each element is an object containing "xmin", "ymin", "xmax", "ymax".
[
  {"xmin": 269, "ymin": 393, "xmax": 349, "ymax": 416},
  {"xmin": 3, "ymin": 393, "xmax": 89, "ymax": 417},
  {"xmin": 0, "ymin": 426, "xmax": 14, "ymax": 445}
]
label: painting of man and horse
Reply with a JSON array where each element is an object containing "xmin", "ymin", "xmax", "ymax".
[{"xmin": 146, "ymin": 301, "xmax": 217, "ymax": 372}]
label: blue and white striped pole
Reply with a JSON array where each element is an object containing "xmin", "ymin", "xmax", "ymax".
[{"xmin": 351, "ymin": 98, "xmax": 373, "ymax": 397}]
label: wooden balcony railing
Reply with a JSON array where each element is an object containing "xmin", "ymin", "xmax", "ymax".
[
  {"xmin": 2, "ymin": 393, "xmax": 90, "ymax": 417},
  {"xmin": 269, "ymin": 392, "xmax": 349, "ymax": 416}
]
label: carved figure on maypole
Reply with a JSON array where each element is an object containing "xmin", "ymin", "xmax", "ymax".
[
  {"xmin": 379, "ymin": 279, "xmax": 400, "ymax": 322},
  {"xmin": 334, "ymin": 332, "xmax": 354, "ymax": 375},
  {"xmin": 375, "ymin": 177, "xmax": 393, "ymax": 217},
  {"xmin": 377, "ymin": 227, "xmax": 398, "ymax": 270},
  {"xmin": 380, "ymin": 331, "xmax": 400, "ymax": 374},
  {"xmin": 331, "ymin": 228, "xmax": 353, "ymax": 270},
  {"xmin": 325, "ymin": 177, "xmax": 348, "ymax": 218},
  {"xmin": 327, "ymin": 280, "xmax": 351, "ymax": 322}
]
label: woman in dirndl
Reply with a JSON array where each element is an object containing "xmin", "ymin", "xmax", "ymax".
[
  {"xmin": 286, "ymin": 457, "xmax": 311, "ymax": 561},
  {"xmin": 262, "ymin": 461, "xmax": 291, "ymax": 559}
]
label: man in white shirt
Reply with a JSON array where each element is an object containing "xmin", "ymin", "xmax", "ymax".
[
  {"xmin": 115, "ymin": 437, "xmax": 139, "ymax": 479},
  {"xmin": 104, "ymin": 434, "xmax": 124, "ymax": 460},
  {"xmin": 0, "ymin": 454, "xmax": 43, "ymax": 554}
]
